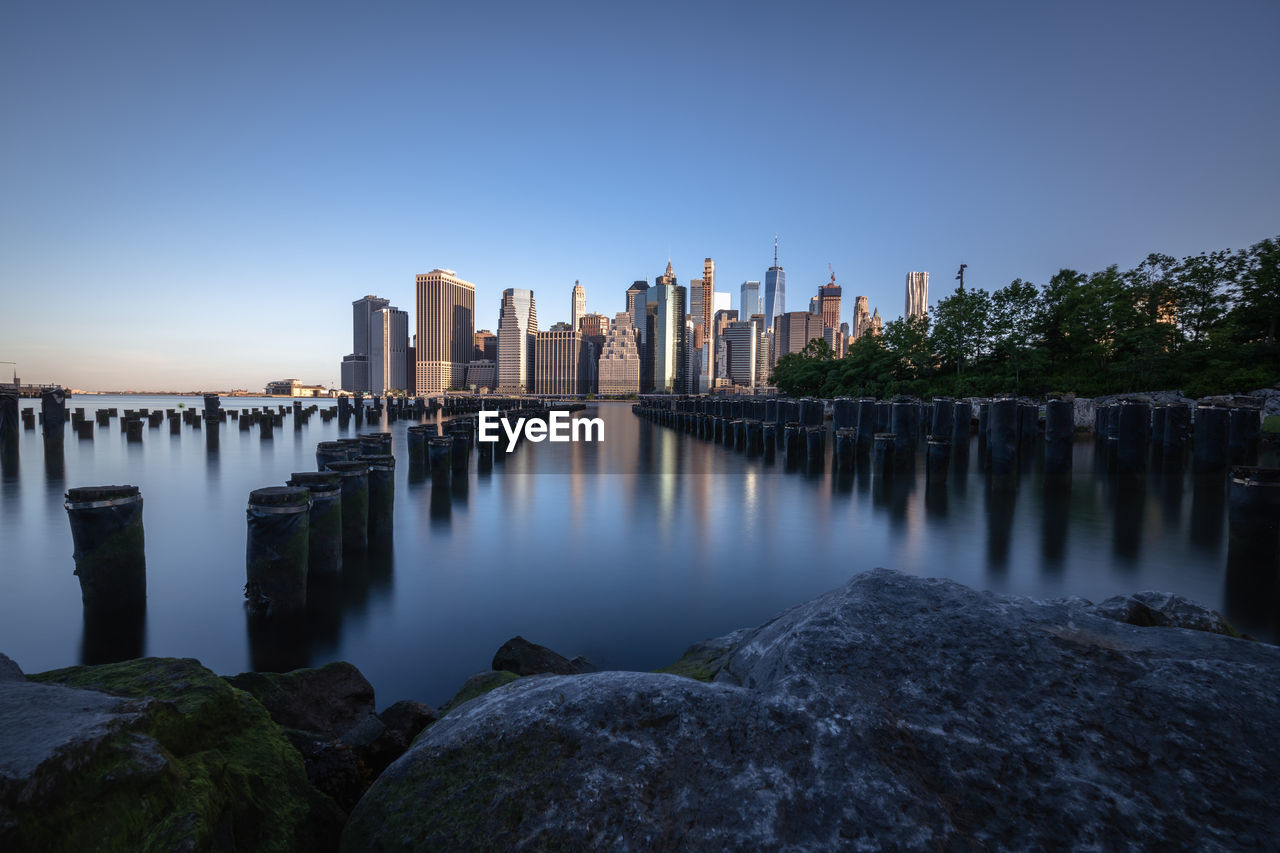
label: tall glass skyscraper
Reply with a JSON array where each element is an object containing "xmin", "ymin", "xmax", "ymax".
[
  {"xmin": 497, "ymin": 288, "xmax": 537, "ymax": 392},
  {"xmin": 764, "ymin": 236, "xmax": 785, "ymax": 331},
  {"xmin": 740, "ymin": 280, "xmax": 762, "ymax": 319}
]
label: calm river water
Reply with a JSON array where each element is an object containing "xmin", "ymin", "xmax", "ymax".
[{"xmin": 0, "ymin": 396, "xmax": 1274, "ymax": 707}]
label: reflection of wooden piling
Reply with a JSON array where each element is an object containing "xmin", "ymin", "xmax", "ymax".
[
  {"xmin": 927, "ymin": 438, "xmax": 951, "ymax": 483},
  {"xmin": 245, "ymin": 487, "xmax": 311, "ymax": 616},
  {"xmin": 65, "ymin": 485, "xmax": 146, "ymax": 608},
  {"xmin": 873, "ymin": 433, "xmax": 895, "ymax": 477}
]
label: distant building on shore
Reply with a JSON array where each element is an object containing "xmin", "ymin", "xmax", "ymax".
[{"xmin": 265, "ymin": 379, "xmax": 331, "ymax": 397}]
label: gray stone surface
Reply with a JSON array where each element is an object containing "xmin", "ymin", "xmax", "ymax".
[
  {"xmin": 345, "ymin": 569, "xmax": 1280, "ymax": 852},
  {"xmin": 1092, "ymin": 590, "xmax": 1238, "ymax": 635}
]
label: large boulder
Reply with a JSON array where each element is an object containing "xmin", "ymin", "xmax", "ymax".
[
  {"xmin": 3, "ymin": 657, "xmax": 343, "ymax": 852},
  {"xmin": 225, "ymin": 662, "xmax": 408, "ymax": 809},
  {"xmin": 225, "ymin": 661, "xmax": 376, "ymax": 738},
  {"xmin": 344, "ymin": 569, "xmax": 1280, "ymax": 852}
]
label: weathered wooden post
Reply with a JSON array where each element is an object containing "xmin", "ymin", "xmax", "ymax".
[
  {"xmin": 323, "ymin": 461, "xmax": 369, "ymax": 551},
  {"xmin": 65, "ymin": 485, "xmax": 146, "ymax": 608},
  {"xmin": 286, "ymin": 471, "xmax": 343, "ymax": 575},
  {"xmin": 245, "ymin": 487, "xmax": 311, "ymax": 615}
]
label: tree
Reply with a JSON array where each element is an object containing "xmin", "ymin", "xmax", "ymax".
[
  {"xmin": 1237, "ymin": 237, "xmax": 1280, "ymax": 345},
  {"xmin": 880, "ymin": 315, "xmax": 933, "ymax": 383},
  {"xmin": 1176, "ymin": 249, "xmax": 1238, "ymax": 344},
  {"xmin": 770, "ymin": 337, "xmax": 835, "ymax": 397},
  {"xmin": 989, "ymin": 278, "xmax": 1042, "ymax": 391},
  {"xmin": 930, "ymin": 286, "xmax": 991, "ymax": 376}
]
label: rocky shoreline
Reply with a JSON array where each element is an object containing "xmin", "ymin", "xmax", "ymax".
[{"xmin": 3, "ymin": 570, "xmax": 1278, "ymax": 851}]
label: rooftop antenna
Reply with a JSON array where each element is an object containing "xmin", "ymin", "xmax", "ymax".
[{"xmin": 773, "ymin": 234, "xmax": 778, "ymax": 267}]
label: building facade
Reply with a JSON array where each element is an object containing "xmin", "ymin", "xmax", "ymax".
[
  {"xmin": 534, "ymin": 329, "xmax": 588, "ymax": 395},
  {"xmin": 598, "ymin": 312, "xmax": 641, "ymax": 395},
  {"xmin": 740, "ymin": 280, "xmax": 762, "ymax": 319},
  {"xmin": 906, "ymin": 271, "xmax": 929, "ymax": 319},
  {"xmin": 473, "ymin": 330, "xmax": 497, "ymax": 362},
  {"xmin": 415, "ymin": 269, "xmax": 475, "ymax": 394},
  {"xmin": 496, "ymin": 288, "xmax": 537, "ymax": 393},
  {"xmin": 774, "ymin": 310, "xmax": 823, "ymax": 362},
  {"xmin": 369, "ymin": 304, "xmax": 408, "ymax": 394},
  {"xmin": 341, "ymin": 294, "xmax": 390, "ymax": 393},
  {"xmin": 571, "ymin": 281, "xmax": 585, "ymax": 331},
  {"xmin": 852, "ymin": 295, "xmax": 873, "ymax": 340}
]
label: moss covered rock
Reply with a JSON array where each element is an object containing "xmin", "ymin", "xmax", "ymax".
[
  {"xmin": 4, "ymin": 657, "xmax": 343, "ymax": 852},
  {"xmin": 437, "ymin": 670, "xmax": 519, "ymax": 716}
]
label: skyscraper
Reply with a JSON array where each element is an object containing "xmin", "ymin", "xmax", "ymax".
[
  {"xmin": 473, "ymin": 330, "xmax": 497, "ymax": 362},
  {"xmin": 369, "ymin": 304, "xmax": 408, "ymax": 394},
  {"xmin": 906, "ymin": 271, "xmax": 930, "ymax": 319},
  {"xmin": 534, "ymin": 328, "xmax": 588, "ymax": 396},
  {"xmin": 352, "ymin": 295, "xmax": 389, "ymax": 364},
  {"xmin": 851, "ymin": 295, "xmax": 872, "ymax": 340},
  {"xmin": 415, "ymin": 269, "xmax": 475, "ymax": 394},
  {"xmin": 819, "ymin": 276, "xmax": 842, "ymax": 332},
  {"xmin": 598, "ymin": 312, "xmax": 641, "ymax": 396},
  {"xmin": 764, "ymin": 236, "xmax": 785, "ymax": 331},
  {"xmin": 700, "ymin": 258, "xmax": 714, "ymax": 336},
  {"xmin": 646, "ymin": 263, "xmax": 686, "ymax": 393},
  {"xmin": 497, "ymin": 288, "xmax": 537, "ymax": 393},
  {"xmin": 740, "ymin": 280, "xmax": 762, "ymax": 319},
  {"xmin": 723, "ymin": 321, "xmax": 758, "ymax": 389},
  {"xmin": 775, "ymin": 311, "xmax": 823, "ymax": 363},
  {"xmin": 571, "ymin": 280, "xmax": 585, "ymax": 331},
  {"xmin": 341, "ymin": 294, "xmax": 390, "ymax": 393}
]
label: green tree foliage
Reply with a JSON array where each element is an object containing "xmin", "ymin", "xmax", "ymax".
[{"xmin": 768, "ymin": 236, "xmax": 1279, "ymax": 399}]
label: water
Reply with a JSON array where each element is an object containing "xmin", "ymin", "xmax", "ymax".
[{"xmin": 0, "ymin": 397, "xmax": 1275, "ymax": 709}]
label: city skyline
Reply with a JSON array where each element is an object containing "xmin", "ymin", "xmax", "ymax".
[{"xmin": 3, "ymin": 2, "xmax": 1278, "ymax": 389}]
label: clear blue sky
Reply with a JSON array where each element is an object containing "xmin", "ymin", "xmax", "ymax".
[{"xmin": 2, "ymin": 0, "xmax": 1277, "ymax": 390}]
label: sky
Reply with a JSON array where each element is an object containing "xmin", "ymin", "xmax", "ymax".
[{"xmin": 2, "ymin": 0, "xmax": 1277, "ymax": 390}]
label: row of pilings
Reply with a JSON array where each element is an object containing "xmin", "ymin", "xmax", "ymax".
[
  {"xmin": 633, "ymin": 394, "xmax": 1278, "ymax": 567},
  {"xmin": 50, "ymin": 394, "xmax": 571, "ymax": 663},
  {"xmin": 241, "ymin": 397, "xmax": 560, "ymax": 619}
]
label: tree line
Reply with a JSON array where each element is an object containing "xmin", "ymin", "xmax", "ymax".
[{"xmin": 771, "ymin": 236, "xmax": 1279, "ymax": 399}]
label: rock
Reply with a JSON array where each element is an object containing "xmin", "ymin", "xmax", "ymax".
[
  {"xmin": 0, "ymin": 653, "xmax": 22, "ymax": 681},
  {"xmin": 379, "ymin": 700, "xmax": 438, "ymax": 747},
  {"xmin": 225, "ymin": 661, "xmax": 375, "ymax": 739},
  {"xmin": 291, "ymin": 736, "xmax": 367, "ymax": 813},
  {"xmin": 438, "ymin": 670, "xmax": 519, "ymax": 716},
  {"xmin": 491, "ymin": 635, "xmax": 597, "ymax": 676},
  {"xmin": 345, "ymin": 569, "xmax": 1280, "ymax": 852},
  {"xmin": 4, "ymin": 657, "xmax": 342, "ymax": 852},
  {"xmin": 1092, "ymin": 591, "xmax": 1240, "ymax": 636}
]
